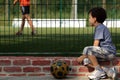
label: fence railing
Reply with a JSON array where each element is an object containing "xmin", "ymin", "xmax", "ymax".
[{"xmin": 0, "ymin": 0, "xmax": 120, "ymax": 55}]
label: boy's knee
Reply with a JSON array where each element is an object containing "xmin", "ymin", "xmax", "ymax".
[
  {"xmin": 83, "ymin": 52, "xmax": 93, "ymax": 55},
  {"xmin": 83, "ymin": 46, "xmax": 93, "ymax": 55}
]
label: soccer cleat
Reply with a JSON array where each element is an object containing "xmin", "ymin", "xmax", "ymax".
[
  {"xmin": 88, "ymin": 69, "xmax": 106, "ymax": 79},
  {"xmin": 16, "ymin": 31, "xmax": 22, "ymax": 36}
]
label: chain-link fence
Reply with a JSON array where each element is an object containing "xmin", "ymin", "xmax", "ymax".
[{"xmin": 0, "ymin": 0, "xmax": 120, "ymax": 55}]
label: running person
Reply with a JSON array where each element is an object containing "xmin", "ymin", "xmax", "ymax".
[{"xmin": 13, "ymin": 0, "xmax": 36, "ymax": 35}]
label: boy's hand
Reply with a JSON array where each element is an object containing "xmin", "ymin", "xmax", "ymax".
[{"xmin": 77, "ymin": 55, "xmax": 87, "ymax": 64}]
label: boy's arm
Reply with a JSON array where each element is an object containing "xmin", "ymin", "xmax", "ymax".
[
  {"xmin": 13, "ymin": 0, "xmax": 19, "ymax": 6},
  {"xmin": 93, "ymin": 40, "xmax": 99, "ymax": 46}
]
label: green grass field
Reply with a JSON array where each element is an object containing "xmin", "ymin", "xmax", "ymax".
[{"xmin": 0, "ymin": 26, "xmax": 120, "ymax": 56}]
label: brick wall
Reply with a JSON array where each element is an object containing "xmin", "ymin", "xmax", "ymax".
[{"xmin": 0, "ymin": 56, "xmax": 119, "ymax": 79}]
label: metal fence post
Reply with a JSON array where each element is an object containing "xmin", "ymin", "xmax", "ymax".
[
  {"xmin": 60, "ymin": 0, "xmax": 62, "ymax": 28},
  {"xmin": 8, "ymin": 0, "xmax": 10, "ymax": 27}
]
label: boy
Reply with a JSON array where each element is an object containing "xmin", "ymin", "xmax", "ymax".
[
  {"xmin": 77, "ymin": 7, "xmax": 117, "ymax": 80},
  {"xmin": 13, "ymin": 0, "xmax": 36, "ymax": 35}
]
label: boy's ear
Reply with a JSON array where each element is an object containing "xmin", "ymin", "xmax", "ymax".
[{"xmin": 93, "ymin": 17, "xmax": 97, "ymax": 22}]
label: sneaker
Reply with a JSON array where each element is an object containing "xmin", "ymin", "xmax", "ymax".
[
  {"xmin": 92, "ymin": 77, "xmax": 101, "ymax": 80},
  {"xmin": 31, "ymin": 31, "xmax": 36, "ymax": 36},
  {"xmin": 107, "ymin": 67, "xmax": 117, "ymax": 80},
  {"xmin": 16, "ymin": 31, "xmax": 22, "ymax": 36},
  {"xmin": 83, "ymin": 58, "xmax": 91, "ymax": 66},
  {"xmin": 88, "ymin": 69, "xmax": 106, "ymax": 79}
]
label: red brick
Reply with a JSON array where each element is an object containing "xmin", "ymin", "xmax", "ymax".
[
  {"xmin": 0, "ymin": 67, "xmax": 2, "ymax": 72},
  {"xmin": 32, "ymin": 60, "xmax": 51, "ymax": 66},
  {"xmin": 4, "ymin": 67, "xmax": 22, "ymax": 72},
  {"xmin": 13, "ymin": 60, "xmax": 31, "ymax": 65},
  {"xmin": 71, "ymin": 67, "xmax": 77, "ymax": 72},
  {"xmin": 72, "ymin": 60, "xmax": 80, "ymax": 66},
  {"xmin": 9, "ymin": 74, "xmax": 26, "ymax": 76},
  {"xmin": 0, "ymin": 74, "xmax": 7, "ymax": 76},
  {"xmin": 79, "ymin": 67, "xmax": 89, "ymax": 72},
  {"xmin": 0, "ymin": 60, "xmax": 11, "ymax": 65},
  {"xmin": 23, "ymin": 67, "xmax": 41, "ymax": 72},
  {"xmin": 28, "ymin": 74, "xmax": 45, "ymax": 76},
  {"xmin": 43, "ymin": 67, "xmax": 50, "ymax": 72},
  {"xmin": 9, "ymin": 57, "xmax": 29, "ymax": 60}
]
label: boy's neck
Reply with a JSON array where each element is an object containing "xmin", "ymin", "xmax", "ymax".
[{"xmin": 94, "ymin": 22, "xmax": 101, "ymax": 27}]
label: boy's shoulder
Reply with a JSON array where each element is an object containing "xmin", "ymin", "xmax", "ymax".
[{"xmin": 96, "ymin": 24, "xmax": 106, "ymax": 30}]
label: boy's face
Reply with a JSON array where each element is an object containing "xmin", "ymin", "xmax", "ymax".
[{"xmin": 88, "ymin": 13, "xmax": 96, "ymax": 26}]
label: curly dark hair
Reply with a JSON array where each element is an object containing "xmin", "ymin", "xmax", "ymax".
[{"xmin": 88, "ymin": 7, "xmax": 107, "ymax": 23}]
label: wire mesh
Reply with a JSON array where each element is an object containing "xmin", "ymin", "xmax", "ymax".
[{"xmin": 0, "ymin": 0, "xmax": 120, "ymax": 54}]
